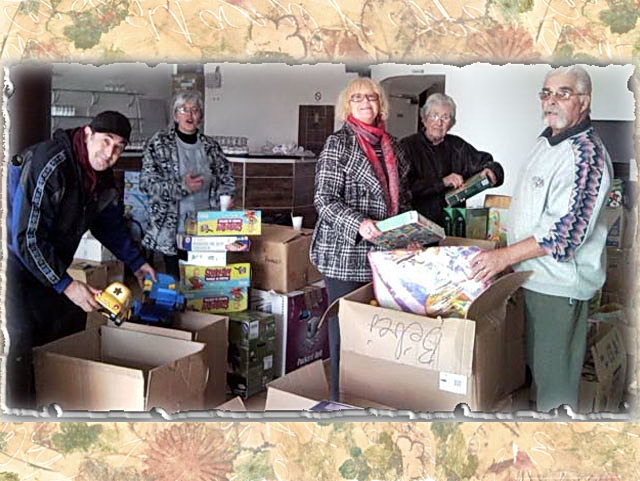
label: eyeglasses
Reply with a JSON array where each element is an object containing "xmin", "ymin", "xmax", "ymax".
[
  {"xmin": 427, "ymin": 113, "xmax": 451, "ymax": 122},
  {"xmin": 538, "ymin": 89, "xmax": 585, "ymax": 101},
  {"xmin": 349, "ymin": 93, "xmax": 379, "ymax": 103},
  {"xmin": 176, "ymin": 106, "xmax": 201, "ymax": 114}
]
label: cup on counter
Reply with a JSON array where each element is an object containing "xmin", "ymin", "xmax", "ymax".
[
  {"xmin": 219, "ymin": 195, "xmax": 232, "ymax": 211},
  {"xmin": 291, "ymin": 215, "xmax": 303, "ymax": 230}
]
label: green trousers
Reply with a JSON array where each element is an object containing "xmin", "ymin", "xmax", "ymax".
[{"xmin": 524, "ymin": 288, "xmax": 589, "ymax": 412}]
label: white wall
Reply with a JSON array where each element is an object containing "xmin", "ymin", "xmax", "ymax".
[
  {"xmin": 203, "ymin": 63, "xmax": 357, "ymax": 151},
  {"xmin": 372, "ymin": 63, "xmax": 636, "ymax": 206},
  {"xmin": 387, "ymin": 96, "xmax": 419, "ymax": 138}
]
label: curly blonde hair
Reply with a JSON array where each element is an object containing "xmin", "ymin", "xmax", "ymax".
[{"xmin": 336, "ymin": 77, "xmax": 389, "ymax": 123}]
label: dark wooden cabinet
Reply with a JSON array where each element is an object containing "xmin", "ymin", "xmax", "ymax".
[{"xmin": 229, "ymin": 156, "xmax": 317, "ymax": 227}]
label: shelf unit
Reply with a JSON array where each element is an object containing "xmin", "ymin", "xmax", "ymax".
[{"xmin": 51, "ymin": 87, "xmax": 146, "ymax": 149}]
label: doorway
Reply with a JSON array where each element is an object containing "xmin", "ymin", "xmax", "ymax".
[{"xmin": 381, "ymin": 75, "xmax": 445, "ymax": 139}]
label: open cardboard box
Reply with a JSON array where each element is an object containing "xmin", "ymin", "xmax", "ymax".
[
  {"xmin": 216, "ymin": 396, "xmax": 247, "ymax": 411},
  {"xmin": 266, "ymin": 271, "xmax": 529, "ymax": 411},
  {"xmin": 33, "ymin": 326, "xmax": 208, "ymax": 412},
  {"xmin": 112, "ymin": 311, "xmax": 228, "ymax": 408},
  {"xmin": 266, "ymin": 360, "xmax": 391, "ymax": 410}
]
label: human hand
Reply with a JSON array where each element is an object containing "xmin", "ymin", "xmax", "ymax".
[
  {"xmin": 185, "ymin": 172, "xmax": 204, "ymax": 193},
  {"xmin": 443, "ymin": 173, "xmax": 464, "ymax": 189},
  {"xmin": 134, "ymin": 263, "xmax": 157, "ymax": 288},
  {"xmin": 64, "ymin": 280, "xmax": 101, "ymax": 312},
  {"xmin": 407, "ymin": 241, "xmax": 424, "ymax": 250},
  {"xmin": 469, "ymin": 248, "xmax": 512, "ymax": 283},
  {"xmin": 482, "ymin": 168, "xmax": 497, "ymax": 186},
  {"xmin": 358, "ymin": 219, "xmax": 382, "ymax": 241}
]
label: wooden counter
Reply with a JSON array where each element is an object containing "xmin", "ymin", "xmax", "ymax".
[{"xmin": 228, "ymin": 155, "xmax": 317, "ymax": 228}]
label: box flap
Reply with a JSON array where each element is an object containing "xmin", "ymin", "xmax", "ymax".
[
  {"xmin": 34, "ymin": 350, "xmax": 146, "ymax": 411},
  {"xmin": 100, "ymin": 326, "xmax": 206, "ymax": 367},
  {"xmin": 440, "ymin": 237, "xmax": 496, "ymax": 250},
  {"xmin": 216, "ymin": 396, "xmax": 247, "ymax": 411},
  {"xmin": 484, "ymin": 194, "xmax": 512, "ymax": 209},
  {"xmin": 340, "ymin": 286, "xmax": 476, "ymax": 377},
  {"xmin": 146, "ymin": 351, "xmax": 208, "ymax": 412},
  {"xmin": 467, "ymin": 271, "xmax": 531, "ymax": 321},
  {"xmin": 265, "ymin": 360, "xmax": 330, "ymax": 410},
  {"xmin": 260, "ymin": 224, "xmax": 313, "ymax": 244},
  {"xmin": 112, "ymin": 322, "xmax": 194, "ymax": 341}
]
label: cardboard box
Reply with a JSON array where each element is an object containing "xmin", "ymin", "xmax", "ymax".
[
  {"xmin": 443, "ymin": 208, "xmax": 488, "ymax": 239},
  {"xmin": 579, "ymin": 324, "xmax": 627, "ymax": 413},
  {"xmin": 250, "ymin": 280, "xmax": 330, "ymax": 377},
  {"xmin": 235, "ymin": 224, "xmax": 322, "ymax": 293},
  {"xmin": 265, "ymin": 360, "xmax": 392, "ymax": 410},
  {"xmin": 602, "ymin": 247, "xmax": 635, "ymax": 303},
  {"xmin": 113, "ymin": 311, "xmax": 228, "ymax": 408},
  {"xmin": 186, "ymin": 210, "xmax": 261, "ymax": 236},
  {"xmin": 74, "ymin": 233, "xmax": 117, "ymax": 262},
  {"xmin": 33, "ymin": 326, "xmax": 208, "ymax": 412},
  {"xmin": 373, "ymin": 210, "xmax": 445, "ymax": 249},
  {"xmin": 484, "ymin": 194, "xmax": 512, "ymax": 210},
  {"xmin": 228, "ymin": 311, "xmax": 276, "ymax": 398},
  {"xmin": 604, "ymin": 206, "xmax": 636, "ymax": 249},
  {"xmin": 266, "ymin": 273, "xmax": 529, "ymax": 411},
  {"xmin": 67, "ymin": 261, "xmax": 108, "ymax": 289},
  {"xmin": 176, "ymin": 234, "xmax": 251, "ymax": 252},
  {"xmin": 104, "ymin": 260, "xmax": 125, "ymax": 284},
  {"xmin": 216, "ymin": 396, "xmax": 247, "ymax": 411}
]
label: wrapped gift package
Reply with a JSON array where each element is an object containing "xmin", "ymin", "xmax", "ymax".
[{"xmin": 369, "ymin": 246, "xmax": 492, "ymax": 318}]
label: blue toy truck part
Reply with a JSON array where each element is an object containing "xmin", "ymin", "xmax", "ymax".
[{"xmin": 131, "ymin": 273, "xmax": 185, "ymax": 325}]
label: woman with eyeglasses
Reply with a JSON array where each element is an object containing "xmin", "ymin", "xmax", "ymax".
[
  {"xmin": 310, "ymin": 77, "xmax": 412, "ymax": 401},
  {"xmin": 400, "ymin": 92, "xmax": 504, "ymax": 229},
  {"xmin": 140, "ymin": 90, "xmax": 235, "ymax": 279}
]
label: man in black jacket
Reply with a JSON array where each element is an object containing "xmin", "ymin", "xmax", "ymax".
[
  {"xmin": 401, "ymin": 93, "xmax": 504, "ymax": 227},
  {"xmin": 6, "ymin": 111, "xmax": 156, "ymax": 409}
]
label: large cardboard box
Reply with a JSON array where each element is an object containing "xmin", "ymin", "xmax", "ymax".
[
  {"xmin": 113, "ymin": 312, "xmax": 228, "ymax": 408},
  {"xmin": 67, "ymin": 261, "xmax": 108, "ymax": 289},
  {"xmin": 579, "ymin": 324, "xmax": 627, "ymax": 413},
  {"xmin": 236, "ymin": 224, "xmax": 322, "ymax": 293},
  {"xmin": 33, "ymin": 326, "xmax": 208, "ymax": 412},
  {"xmin": 266, "ymin": 273, "xmax": 529, "ymax": 411},
  {"xmin": 250, "ymin": 280, "xmax": 330, "ymax": 377}
]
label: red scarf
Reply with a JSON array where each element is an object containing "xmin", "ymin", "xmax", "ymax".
[
  {"xmin": 72, "ymin": 127, "xmax": 98, "ymax": 195},
  {"xmin": 346, "ymin": 114, "xmax": 400, "ymax": 216}
]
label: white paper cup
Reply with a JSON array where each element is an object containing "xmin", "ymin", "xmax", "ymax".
[
  {"xmin": 219, "ymin": 195, "xmax": 231, "ymax": 211},
  {"xmin": 291, "ymin": 215, "xmax": 303, "ymax": 230}
]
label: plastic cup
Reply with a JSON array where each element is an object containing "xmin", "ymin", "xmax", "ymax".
[
  {"xmin": 291, "ymin": 215, "xmax": 303, "ymax": 230},
  {"xmin": 219, "ymin": 195, "xmax": 231, "ymax": 211}
]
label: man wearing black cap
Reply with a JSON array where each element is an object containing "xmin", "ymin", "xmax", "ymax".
[{"xmin": 6, "ymin": 110, "xmax": 156, "ymax": 409}]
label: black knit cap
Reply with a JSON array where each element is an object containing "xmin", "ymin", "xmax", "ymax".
[{"xmin": 89, "ymin": 111, "xmax": 131, "ymax": 142}]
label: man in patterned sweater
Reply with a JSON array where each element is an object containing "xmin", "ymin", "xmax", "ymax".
[{"xmin": 470, "ymin": 66, "xmax": 612, "ymax": 412}]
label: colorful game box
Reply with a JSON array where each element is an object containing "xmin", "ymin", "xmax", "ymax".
[
  {"xmin": 373, "ymin": 210, "xmax": 445, "ymax": 249},
  {"xmin": 185, "ymin": 210, "xmax": 262, "ymax": 236},
  {"xmin": 176, "ymin": 234, "xmax": 251, "ymax": 252},
  {"xmin": 445, "ymin": 171, "xmax": 492, "ymax": 206},
  {"xmin": 183, "ymin": 287, "xmax": 249, "ymax": 313},
  {"xmin": 368, "ymin": 246, "xmax": 493, "ymax": 318},
  {"xmin": 179, "ymin": 262, "xmax": 251, "ymax": 292}
]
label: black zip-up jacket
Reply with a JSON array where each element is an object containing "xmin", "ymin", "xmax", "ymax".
[
  {"xmin": 8, "ymin": 128, "xmax": 146, "ymax": 293},
  {"xmin": 400, "ymin": 131, "xmax": 504, "ymax": 227}
]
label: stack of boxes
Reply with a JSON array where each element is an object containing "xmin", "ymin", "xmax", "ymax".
[{"xmin": 178, "ymin": 211, "xmax": 260, "ymax": 313}]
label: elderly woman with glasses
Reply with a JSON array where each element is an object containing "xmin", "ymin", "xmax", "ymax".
[
  {"xmin": 400, "ymin": 92, "xmax": 504, "ymax": 228},
  {"xmin": 140, "ymin": 90, "xmax": 235, "ymax": 279},
  {"xmin": 310, "ymin": 77, "xmax": 412, "ymax": 401}
]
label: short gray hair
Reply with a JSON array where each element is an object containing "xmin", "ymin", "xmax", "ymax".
[
  {"xmin": 420, "ymin": 93, "xmax": 457, "ymax": 127},
  {"xmin": 172, "ymin": 90, "xmax": 203, "ymax": 116},
  {"xmin": 544, "ymin": 65, "xmax": 592, "ymax": 95}
]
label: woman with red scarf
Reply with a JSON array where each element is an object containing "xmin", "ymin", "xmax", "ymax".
[{"xmin": 310, "ymin": 78, "xmax": 412, "ymax": 401}]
